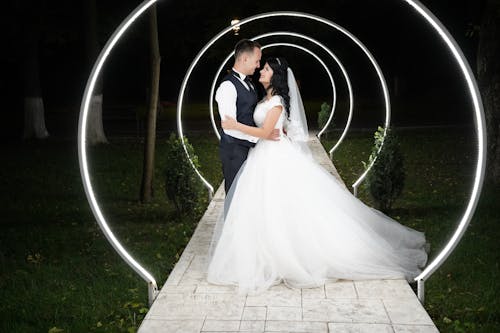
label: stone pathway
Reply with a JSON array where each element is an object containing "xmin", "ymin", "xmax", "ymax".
[{"xmin": 138, "ymin": 136, "xmax": 438, "ymax": 333}]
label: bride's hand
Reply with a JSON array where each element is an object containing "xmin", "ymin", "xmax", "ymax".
[{"xmin": 222, "ymin": 115, "xmax": 238, "ymax": 130}]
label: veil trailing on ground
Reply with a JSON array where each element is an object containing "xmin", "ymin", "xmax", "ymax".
[{"xmin": 283, "ymin": 68, "xmax": 312, "ymax": 157}]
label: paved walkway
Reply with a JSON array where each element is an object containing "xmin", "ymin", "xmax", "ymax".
[{"xmin": 138, "ymin": 136, "xmax": 438, "ymax": 333}]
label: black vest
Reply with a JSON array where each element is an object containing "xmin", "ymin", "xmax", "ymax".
[{"xmin": 223, "ymin": 71, "xmax": 258, "ymax": 128}]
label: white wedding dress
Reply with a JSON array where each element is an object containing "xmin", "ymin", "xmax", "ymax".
[{"xmin": 206, "ymin": 95, "xmax": 428, "ymax": 295}]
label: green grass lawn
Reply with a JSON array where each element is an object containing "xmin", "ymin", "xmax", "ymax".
[
  {"xmin": 0, "ymin": 134, "xmax": 221, "ymax": 333},
  {"xmin": 0, "ymin": 128, "xmax": 498, "ymax": 332}
]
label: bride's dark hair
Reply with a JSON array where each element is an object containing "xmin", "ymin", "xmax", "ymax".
[{"xmin": 266, "ymin": 57, "xmax": 290, "ymax": 118}]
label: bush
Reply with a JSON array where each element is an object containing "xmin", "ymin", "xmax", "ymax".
[
  {"xmin": 164, "ymin": 133, "xmax": 204, "ymax": 217},
  {"xmin": 363, "ymin": 126, "xmax": 405, "ymax": 213},
  {"xmin": 318, "ymin": 102, "xmax": 333, "ymax": 135}
]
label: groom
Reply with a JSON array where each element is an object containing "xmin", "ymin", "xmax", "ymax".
[{"xmin": 216, "ymin": 39, "xmax": 279, "ymax": 194}]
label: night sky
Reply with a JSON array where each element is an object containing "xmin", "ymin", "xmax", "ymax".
[{"xmin": 3, "ymin": 0, "xmax": 485, "ymax": 138}]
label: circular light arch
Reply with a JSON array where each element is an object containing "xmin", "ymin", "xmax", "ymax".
[
  {"xmin": 209, "ymin": 42, "xmax": 337, "ymax": 141},
  {"xmin": 177, "ymin": 12, "xmax": 391, "ymax": 198},
  {"xmin": 78, "ymin": 2, "xmax": 486, "ymax": 305},
  {"xmin": 208, "ymin": 31, "xmax": 355, "ymax": 157},
  {"xmin": 402, "ymin": 1, "xmax": 486, "ymax": 303},
  {"xmin": 77, "ymin": 0, "xmax": 159, "ymax": 306}
]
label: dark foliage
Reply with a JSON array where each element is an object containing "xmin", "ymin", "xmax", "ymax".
[
  {"xmin": 164, "ymin": 133, "xmax": 204, "ymax": 217},
  {"xmin": 364, "ymin": 126, "xmax": 405, "ymax": 213}
]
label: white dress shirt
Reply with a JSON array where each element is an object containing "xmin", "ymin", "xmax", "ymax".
[{"xmin": 215, "ymin": 68, "xmax": 259, "ymax": 143}]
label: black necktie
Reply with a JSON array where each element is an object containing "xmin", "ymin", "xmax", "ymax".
[{"xmin": 244, "ymin": 76, "xmax": 254, "ymax": 90}]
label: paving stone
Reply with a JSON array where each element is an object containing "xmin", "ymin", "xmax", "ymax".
[
  {"xmin": 302, "ymin": 298, "xmax": 390, "ymax": 323},
  {"xmin": 164, "ymin": 253, "xmax": 194, "ymax": 286},
  {"xmin": 392, "ymin": 325, "xmax": 440, "ymax": 333},
  {"xmin": 147, "ymin": 293, "xmax": 246, "ymax": 320},
  {"xmin": 384, "ymin": 299, "xmax": 435, "ymax": 325},
  {"xmin": 301, "ymin": 286, "xmax": 326, "ymax": 299},
  {"xmin": 328, "ymin": 323, "xmax": 394, "ymax": 333},
  {"xmin": 202, "ymin": 320, "xmax": 240, "ymax": 331},
  {"xmin": 160, "ymin": 285, "xmax": 197, "ymax": 294},
  {"xmin": 246, "ymin": 286, "xmax": 302, "ymax": 307},
  {"xmin": 265, "ymin": 320, "xmax": 328, "ymax": 332},
  {"xmin": 355, "ymin": 279, "xmax": 416, "ymax": 299},
  {"xmin": 266, "ymin": 306, "xmax": 302, "ymax": 321},
  {"xmin": 325, "ymin": 280, "xmax": 357, "ymax": 299},
  {"xmin": 138, "ymin": 319, "xmax": 204, "ymax": 333},
  {"xmin": 179, "ymin": 276, "xmax": 211, "ymax": 286},
  {"xmin": 239, "ymin": 320, "xmax": 265, "ymax": 332},
  {"xmin": 205, "ymin": 300, "xmax": 246, "ymax": 320},
  {"xmin": 242, "ymin": 307, "xmax": 267, "ymax": 321},
  {"xmin": 178, "ymin": 255, "xmax": 209, "ymax": 285},
  {"xmin": 196, "ymin": 284, "xmax": 238, "ymax": 294}
]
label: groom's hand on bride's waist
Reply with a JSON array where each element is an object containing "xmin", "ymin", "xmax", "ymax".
[{"xmin": 268, "ymin": 129, "xmax": 280, "ymax": 141}]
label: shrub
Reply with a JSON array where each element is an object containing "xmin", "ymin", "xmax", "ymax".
[
  {"xmin": 318, "ymin": 102, "xmax": 333, "ymax": 136},
  {"xmin": 363, "ymin": 126, "xmax": 405, "ymax": 213},
  {"xmin": 164, "ymin": 133, "xmax": 204, "ymax": 217}
]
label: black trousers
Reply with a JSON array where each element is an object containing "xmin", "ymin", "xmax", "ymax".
[{"xmin": 219, "ymin": 133, "xmax": 253, "ymax": 194}]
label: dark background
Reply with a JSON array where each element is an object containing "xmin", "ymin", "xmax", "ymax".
[{"xmin": 2, "ymin": 0, "xmax": 485, "ymax": 138}]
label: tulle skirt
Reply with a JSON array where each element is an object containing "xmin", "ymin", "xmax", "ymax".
[{"xmin": 206, "ymin": 136, "xmax": 427, "ymax": 295}]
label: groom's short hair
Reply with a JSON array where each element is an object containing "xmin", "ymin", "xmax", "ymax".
[{"xmin": 234, "ymin": 39, "xmax": 261, "ymax": 60}]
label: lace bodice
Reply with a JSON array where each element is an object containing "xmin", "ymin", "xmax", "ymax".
[{"xmin": 253, "ymin": 95, "xmax": 286, "ymax": 130}]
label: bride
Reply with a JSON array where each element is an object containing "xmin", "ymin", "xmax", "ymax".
[{"xmin": 206, "ymin": 56, "xmax": 428, "ymax": 295}]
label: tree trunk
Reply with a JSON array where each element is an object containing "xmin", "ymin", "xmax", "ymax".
[
  {"xmin": 86, "ymin": 93, "xmax": 107, "ymax": 144},
  {"xmin": 477, "ymin": 0, "xmax": 500, "ymax": 184},
  {"xmin": 140, "ymin": 4, "xmax": 161, "ymax": 203},
  {"xmin": 83, "ymin": 0, "xmax": 107, "ymax": 144},
  {"xmin": 22, "ymin": 9, "xmax": 49, "ymax": 140}
]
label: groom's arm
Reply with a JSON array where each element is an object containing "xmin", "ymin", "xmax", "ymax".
[
  {"xmin": 215, "ymin": 82, "xmax": 259, "ymax": 143},
  {"xmin": 215, "ymin": 81, "xmax": 237, "ymax": 124},
  {"xmin": 223, "ymin": 106, "xmax": 283, "ymax": 139}
]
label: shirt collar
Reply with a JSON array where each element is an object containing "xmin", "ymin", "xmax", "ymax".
[{"xmin": 232, "ymin": 68, "xmax": 247, "ymax": 81}]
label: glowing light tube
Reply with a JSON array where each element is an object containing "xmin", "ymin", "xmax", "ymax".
[
  {"xmin": 78, "ymin": 0, "xmax": 159, "ymax": 306},
  {"xmin": 402, "ymin": 0, "xmax": 486, "ymax": 303},
  {"xmin": 79, "ymin": 3, "xmax": 485, "ymax": 307},
  {"xmin": 208, "ymin": 31, "xmax": 354, "ymax": 157},
  {"xmin": 177, "ymin": 11, "xmax": 391, "ymax": 197},
  {"xmin": 209, "ymin": 42, "xmax": 336, "ymax": 141}
]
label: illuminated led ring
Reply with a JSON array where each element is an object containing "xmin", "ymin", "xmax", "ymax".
[
  {"xmin": 401, "ymin": 1, "xmax": 485, "ymax": 303},
  {"xmin": 178, "ymin": 12, "xmax": 391, "ymax": 199},
  {"xmin": 78, "ymin": 0, "xmax": 159, "ymax": 306},
  {"xmin": 209, "ymin": 31, "xmax": 354, "ymax": 157},
  {"xmin": 209, "ymin": 41, "xmax": 337, "ymax": 141},
  {"xmin": 209, "ymin": 40, "xmax": 337, "ymax": 141},
  {"xmin": 79, "ymin": 2, "xmax": 486, "ymax": 306}
]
